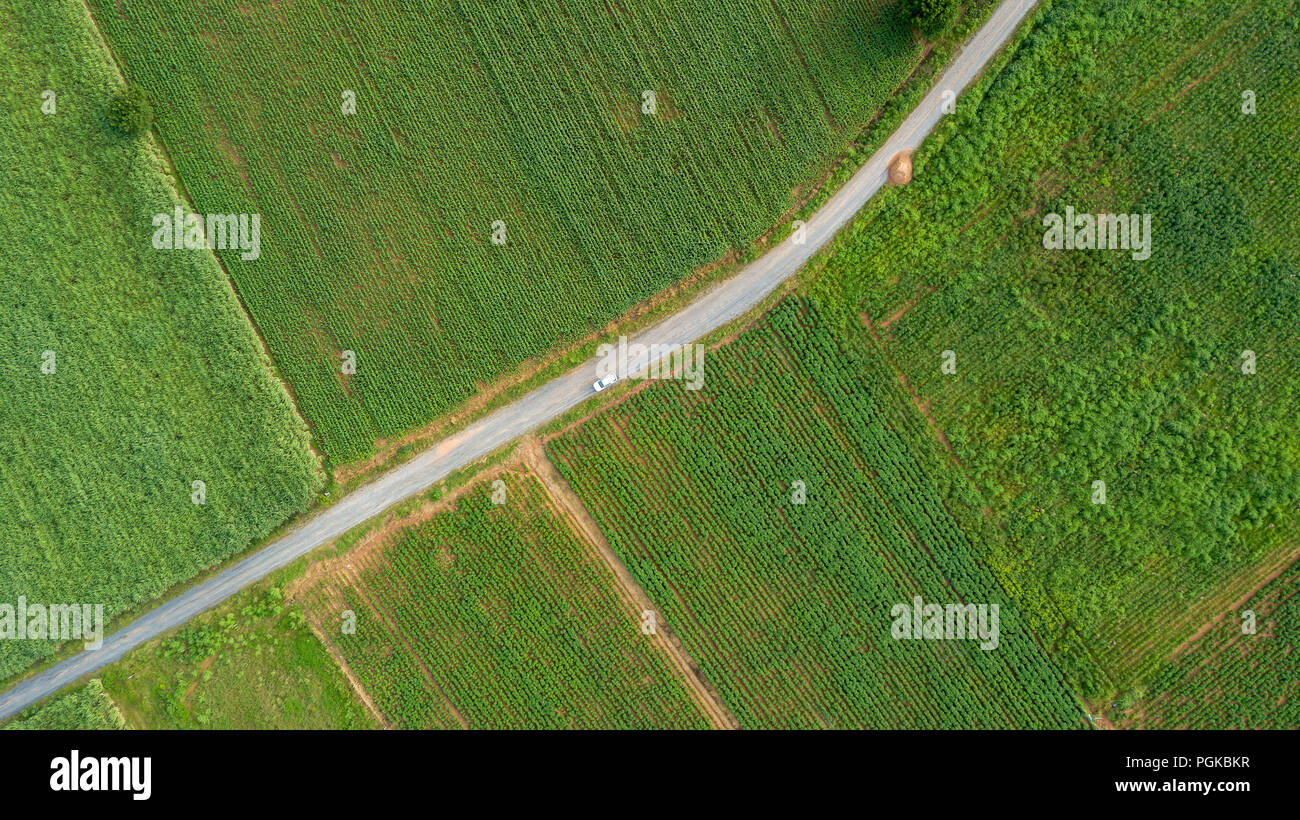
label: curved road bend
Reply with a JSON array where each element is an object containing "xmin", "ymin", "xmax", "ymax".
[{"xmin": 0, "ymin": 0, "xmax": 1038, "ymax": 720}]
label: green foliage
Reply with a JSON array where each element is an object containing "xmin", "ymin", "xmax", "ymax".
[
  {"xmin": 105, "ymin": 84, "xmax": 153, "ymax": 137},
  {"xmin": 3, "ymin": 680, "xmax": 125, "ymax": 730},
  {"xmin": 101, "ymin": 587, "xmax": 374, "ymax": 730},
  {"xmin": 0, "ymin": 0, "xmax": 321, "ymax": 680},
  {"xmin": 302, "ymin": 471, "xmax": 708, "ymax": 729},
  {"xmin": 88, "ymin": 0, "xmax": 925, "ymax": 463},
  {"xmin": 806, "ymin": 0, "xmax": 1300, "ymax": 689},
  {"xmin": 1121, "ymin": 563, "xmax": 1300, "ymax": 729},
  {"xmin": 549, "ymin": 300, "xmax": 1083, "ymax": 728},
  {"xmin": 901, "ymin": 0, "xmax": 960, "ymax": 36}
]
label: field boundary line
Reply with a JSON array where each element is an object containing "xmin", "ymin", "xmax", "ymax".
[
  {"xmin": 304, "ymin": 620, "xmax": 392, "ymax": 730},
  {"xmin": 522, "ymin": 438, "xmax": 740, "ymax": 730}
]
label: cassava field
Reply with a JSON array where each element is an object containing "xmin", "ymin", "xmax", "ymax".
[
  {"xmin": 6, "ymin": 0, "xmax": 1294, "ymax": 734},
  {"xmin": 1119, "ymin": 559, "xmax": 1299, "ymax": 729},
  {"xmin": 298, "ymin": 467, "xmax": 709, "ymax": 729},
  {"xmin": 548, "ymin": 300, "xmax": 1084, "ymax": 728}
]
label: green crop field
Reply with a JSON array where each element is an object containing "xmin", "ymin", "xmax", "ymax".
[
  {"xmin": 85, "ymin": 0, "xmax": 939, "ymax": 464},
  {"xmin": 1118, "ymin": 560, "xmax": 1299, "ymax": 729},
  {"xmin": 299, "ymin": 467, "xmax": 708, "ymax": 729},
  {"xmin": 548, "ymin": 300, "xmax": 1083, "ymax": 729},
  {"xmin": 0, "ymin": 0, "xmax": 321, "ymax": 681},
  {"xmin": 2, "ymin": 679, "xmax": 125, "ymax": 731},
  {"xmin": 8, "ymin": 0, "xmax": 1294, "ymax": 737},
  {"xmin": 804, "ymin": 0, "xmax": 1300, "ymax": 694}
]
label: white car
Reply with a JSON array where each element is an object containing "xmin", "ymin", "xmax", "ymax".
[{"xmin": 592, "ymin": 372, "xmax": 620, "ymax": 393}]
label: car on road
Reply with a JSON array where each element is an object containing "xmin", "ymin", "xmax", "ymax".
[{"xmin": 592, "ymin": 372, "xmax": 620, "ymax": 392}]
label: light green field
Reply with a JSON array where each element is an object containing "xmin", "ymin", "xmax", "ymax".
[
  {"xmin": 0, "ymin": 0, "xmax": 321, "ymax": 680},
  {"xmin": 2, "ymin": 680, "xmax": 125, "ymax": 730}
]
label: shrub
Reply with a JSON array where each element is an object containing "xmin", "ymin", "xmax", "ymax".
[
  {"xmin": 901, "ymin": 0, "xmax": 959, "ymax": 37},
  {"xmin": 105, "ymin": 85, "xmax": 153, "ymax": 136}
]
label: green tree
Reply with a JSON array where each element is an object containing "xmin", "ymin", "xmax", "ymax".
[
  {"xmin": 105, "ymin": 85, "xmax": 153, "ymax": 137},
  {"xmin": 901, "ymin": 0, "xmax": 959, "ymax": 37}
]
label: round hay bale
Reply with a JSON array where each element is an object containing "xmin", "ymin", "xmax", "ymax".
[{"xmin": 888, "ymin": 151, "xmax": 913, "ymax": 185}]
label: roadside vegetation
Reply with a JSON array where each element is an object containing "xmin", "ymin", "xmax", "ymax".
[
  {"xmin": 100, "ymin": 586, "xmax": 375, "ymax": 730},
  {"xmin": 2, "ymin": 680, "xmax": 125, "ymax": 730}
]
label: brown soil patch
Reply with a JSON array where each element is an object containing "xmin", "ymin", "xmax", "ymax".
[
  {"xmin": 878, "ymin": 283, "xmax": 937, "ymax": 329},
  {"xmin": 888, "ymin": 151, "xmax": 914, "ymax": 185},
  {"xmin": 182, "ymin": 655, "xmax": 216, "ymax": 705}
]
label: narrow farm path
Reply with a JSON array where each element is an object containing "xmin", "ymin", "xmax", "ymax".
[{"xmin": 521, "ymin": 437, "xmax": 741, "ymax": 729}]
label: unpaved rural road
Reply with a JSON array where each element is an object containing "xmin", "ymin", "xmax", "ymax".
[{"xmin": 0, "ymin": 0, "xmax": 1038, "ymax": 720}]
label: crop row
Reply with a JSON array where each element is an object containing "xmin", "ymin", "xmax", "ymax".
[{"xmin": 548, "ymin": 299, "xmax": 1083, "ymax": 728}]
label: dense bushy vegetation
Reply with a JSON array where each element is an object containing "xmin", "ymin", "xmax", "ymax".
[
  {"xmin": 901, "ymin": 0, "xmax": 960, "ymax": 36},
  {"xmin": 806, "ymin": 0, "xmax": 1300, "ymax": 693},
  {"xmin": 301, "ymin": 469, "xmax": 707, "ymax": 728},
  {"xmin": 101, "ymin": 587, "xmax": 374, "ymax": 729},
  {"xmin": 549, "ymin": 300, "xmax": 1083, "ymax": 728},
  {"xmin": 104, "ymin": 84, "xmax": 152, "ymax": 137},
  {"xmin": 0, "ymin": 0, "xmax": 321, "ymax": 680},
  {"xmin": 87, "ymin": 0, "xmax": 928, "ymax": 463}
]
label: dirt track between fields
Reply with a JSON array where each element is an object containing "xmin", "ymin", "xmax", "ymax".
[{"xmin": 522, "ymin": 438, "xmax": 740, "ymax": 729}]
